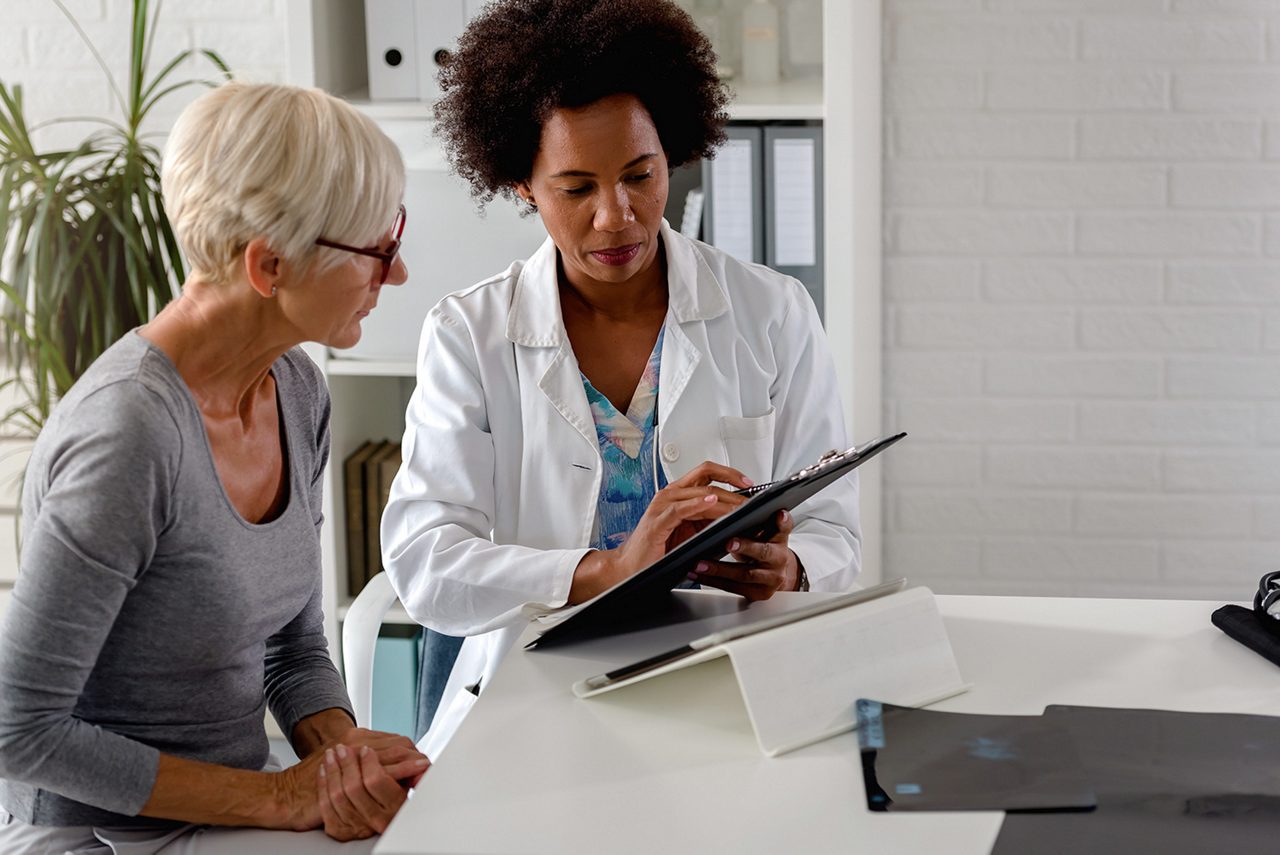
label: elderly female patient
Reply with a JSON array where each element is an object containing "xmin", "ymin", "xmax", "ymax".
[{"xmin": 0, "ymin": 81, "xmax": 427, "ymax": 853}]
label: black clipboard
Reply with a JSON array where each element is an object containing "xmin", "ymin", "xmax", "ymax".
[{"xmin": 527, "ymin": 431, "xmax": 907, "ymax": 649}]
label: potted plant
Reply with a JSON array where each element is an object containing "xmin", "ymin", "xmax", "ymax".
[{"xmin": 0, "ymin": 0, "xmax": 229, "ymax": 438}]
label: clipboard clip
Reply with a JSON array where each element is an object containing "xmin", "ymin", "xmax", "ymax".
[{"xmin": 796, "ymin": 446, "xmax": 856, "ymax": 479}]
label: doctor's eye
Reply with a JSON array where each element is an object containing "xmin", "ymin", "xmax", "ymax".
[
  {"xmin": 561, "ymin": 185, "xmax": 591, "ymax": 197},
  {"xmin": 625, "ymin": 172, "xmax": 653, "ymax": 184}
]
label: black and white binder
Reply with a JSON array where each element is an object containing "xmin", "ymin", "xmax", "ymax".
[
  {"xmin": 702, "ymin": 125, "xmax": 764, "ymax": 265},
  {"xmin": 765, "ymin": 125, "xmax": 824, "ymax": 317}
]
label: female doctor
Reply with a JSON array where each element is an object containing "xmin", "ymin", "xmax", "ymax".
[{"xmin": 381, "ymin": 0, "xmax": 861, "ymax": 747}]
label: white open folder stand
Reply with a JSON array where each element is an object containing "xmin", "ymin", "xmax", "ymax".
[{"xmin": 575, "ymin": 587, "xmax": 969, "ymax": 756}]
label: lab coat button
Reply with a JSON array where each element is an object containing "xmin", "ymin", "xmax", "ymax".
[{"xmin": 661, "ymin": 442, "xmax": 680, "ymax": 462}]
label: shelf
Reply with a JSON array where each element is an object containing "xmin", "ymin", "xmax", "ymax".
[
  {"xmin": 338, "ymin": 88, "xmax": 435, "ymax": 122},
  {"xmin": 325, "ymin": 358, "xmax": 417, "ymax": 377},
  {"xmin": 725, "ymin": 77, "xmax": 823, "ymax": 121},
  {"xmin": 337, "ymin": 598, "xmax": 417, "ymax": 626},
  {"xmin": 337, "ymin": 79, "xmax": 824, "ymax": 125}
]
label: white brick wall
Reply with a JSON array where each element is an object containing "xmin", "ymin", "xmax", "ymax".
[
  {"xmin": 2, "ymin": 0, "xmax": 285, "ymax": 150},
  {"xmin": 0, "ymin": 0, "xmax": 287, "ymax": 591},
  {"xmin": 885, "ymin": 0, "xmax": 1280, "ymax": 601}
]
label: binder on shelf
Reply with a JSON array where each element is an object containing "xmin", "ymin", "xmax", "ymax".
[
  {"xmin": 376, "ymin": 444, "xmax": 403, "ymax": 544},
  {"xmin": 702, "ymin": 123, "xmax": 826, "ymax": 321},
  {"xmin": 343, "ymin": 440, "xmax": 381, "ymax": 597},
  {"xmin": 365, "ymin": 0, "xmax": 421, "ymax": 100},
  {"xmin": 574, "ymin": 584, "xmax": 968, "ymax": 757},
  {"xmin": 702, "ymin": 125, "xmax": 763, "ymax": 265},
  {"xmin": 413, "ymin": 0, "xmax": 468, "ymax": 103},
  {"xmin": 764, "ymin": 125, "xmax": 824, "ymax": 318},
  {"xmin": 363, "ymin": 441, "xmax": 400, "ymax": 582}
]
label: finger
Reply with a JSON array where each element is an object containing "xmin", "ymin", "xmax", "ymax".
[
  {"xmin": 724, "ymin": 537, "xmax": 784, "ymax": 569},
  {"xmin": 672, "ymin": 461, "xmax": 753, "ymax": 490},
  {"xmin": 374, "ymin": 744, "xmax": 430, "ymax": 768},
  {"xmin": 653, "ymin": 484, "xmax": 748, "ymax": 510},
  {"xmin": 360, "ymin": 745, "xmax": 409, "ymax": 815},
  {"xmin": 770, "ymin": 509, "xmax": 796, "ymax": 541},
  {"xmin": 346, "ymin": 729, "xmax": 416, "ymax": 752},
  {"xmin": 381, "ymin": 754, "xmax": 431, "ymax": 782},
  {"xmin": 693, "ymin": 559, "xmax": 785, "ymax": 588},
  {"xmin": 317, "ymin": 763, "xmax": 339, "ymax": 834},
  {"xmin": 694, "ymin": 572, "xmax": 777, "ymax": 601},
  {"xmin": 653, "ymin": 495, "xmax": 729, "ymax": 534},
  {"xmin": 323, "ymin": 748, "xmax": 362, "ymax": 831},
  {"xmin": 336, "ymin": 744, "xmax": 385, "ymax": 821}
]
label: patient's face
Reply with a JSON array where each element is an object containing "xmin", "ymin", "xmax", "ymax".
[{"xmin": 521, "ymin": 93, "xmax": 670, "ymax": 293}]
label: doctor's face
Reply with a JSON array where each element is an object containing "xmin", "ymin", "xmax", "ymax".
[{"xmin": 519, "ymin": 94, "xmax": 670, "ymax": 292}]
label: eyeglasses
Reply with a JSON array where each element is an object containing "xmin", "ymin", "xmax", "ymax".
[{"xmin": 314, "ymin": 204, "xmax": 406, "ymax": 284}]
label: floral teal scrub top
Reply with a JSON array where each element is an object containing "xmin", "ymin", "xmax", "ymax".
[{"xmin": 583, "ymin": 327, "xmax": 669, "ymax": 552}]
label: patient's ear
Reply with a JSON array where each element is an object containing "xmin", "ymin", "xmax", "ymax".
[{"xmin": 243, "ymin": 238, "xmax": 283, "ymax": 299}]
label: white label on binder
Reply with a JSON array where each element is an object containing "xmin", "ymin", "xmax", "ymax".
[
  {"xmin": 772, "ymin": 138, "xmax": 817, "ymax": 267},
  {"xmin": 710, "ymin": 139, "xmax": 756, "ymax": 263}
]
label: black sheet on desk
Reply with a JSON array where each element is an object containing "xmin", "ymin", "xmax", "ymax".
[
  {"xmin": 856, "ymin": 700, "xmax": 1096, "ymax": 813},
  {"xmin": 992, "ymin": 706, "xmax": 1280, "ymax": 855}
]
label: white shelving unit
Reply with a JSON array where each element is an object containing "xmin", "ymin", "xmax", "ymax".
[{"xmin": 283, "ymin": 0, "xmax": 882, "ymax": 661}]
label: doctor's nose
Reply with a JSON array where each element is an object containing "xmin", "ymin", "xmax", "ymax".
[{"xmin": 593, "ymin": 186, "xmax": 636, "ymax": 233}]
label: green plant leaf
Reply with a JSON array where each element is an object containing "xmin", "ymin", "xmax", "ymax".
[{"xmin": 0, "ymin": 0, "xmax": 232, "ymax": 441}]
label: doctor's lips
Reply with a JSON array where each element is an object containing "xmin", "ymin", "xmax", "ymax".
[{"xmin": 589, "ymin": 243, "xmax": 641, "ymax": 266}]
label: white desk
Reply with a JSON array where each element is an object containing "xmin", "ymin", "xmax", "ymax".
[{"xmin": 376, "ymin": 592, "xmax": 1280, "ymax": 855}]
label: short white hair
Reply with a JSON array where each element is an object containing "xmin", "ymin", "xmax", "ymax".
[{"xmin": 162, "ymin": 81, "xmax": 405, "ymax": 284}]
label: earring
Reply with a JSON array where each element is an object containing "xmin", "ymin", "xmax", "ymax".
[{"xmin": 271, "ymin": 285, "xmax": 278, "ymax": 296}]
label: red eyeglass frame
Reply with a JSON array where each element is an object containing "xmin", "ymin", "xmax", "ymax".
[{"xmin": 314, "ymin": 204, "xmax": 406, "ymax": 284}]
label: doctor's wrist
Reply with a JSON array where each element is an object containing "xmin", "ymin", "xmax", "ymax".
[
  {"xmin": 792, "ymin": 552, "xmax": 809, "ymax": 592},
  {"xmin": 569, "ymin": 550, "xmax": 622, "ymax": 604}
]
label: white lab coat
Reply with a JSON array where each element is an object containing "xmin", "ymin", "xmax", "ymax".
[{"xmin": 382, "ymin": 221, "xmax": 860, "ymax": 752}]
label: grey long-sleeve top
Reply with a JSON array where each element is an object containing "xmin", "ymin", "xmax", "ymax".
[{"xmin": 0, "ymin": 332, "xmax": 354, "ymax": 828}]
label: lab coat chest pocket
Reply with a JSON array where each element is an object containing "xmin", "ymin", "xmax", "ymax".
[{"xmin": 719, "ymin": 408, "xmax": 776, "ymax": 485}]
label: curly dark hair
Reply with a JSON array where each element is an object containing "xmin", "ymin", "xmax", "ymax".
[{"xmin": 435, "ymin": 0, "xmax": 729, "ymax": 207}]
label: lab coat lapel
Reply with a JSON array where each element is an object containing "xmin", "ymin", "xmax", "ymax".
[
  {"xmin": 507, "ymin": 237, "xmax": 597, "ymax": 451},
  {"xmin": 657, "ymin": 222, "xmax": 728, "ymax": 422},
  {"xmin": 656, "ymin": 224, "xmax": 731, "ymax": 475}
]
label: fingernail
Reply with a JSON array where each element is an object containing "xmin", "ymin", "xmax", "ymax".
[
  {"xmin": 704, "ymin": 494, "xmax": 716, "ymax": 503},
  {"xmin": 687, "ymin": 572, "xmax": 699, "ymax": 581},
  {"xmin": 729, "ymin": 540, "xmax": 740, "ymax": 552},
  {"xmin": 742, "ymin": 477, "xmax": 754, "ymax": 487},
  {"xmin": 416, "ymin": 757, "xmax": 430, "ymax": 765},
  {"xmin": 696, "ymin": 562, "xmax": 708, "ymax": 573},
  {"xmin": 360, "ymin": 745, "xmax": 371, "ymax": 757},
  {"xmin": 336, "ymin": 745, "xmax": 348, "ymax": 760},
  {"xmin": 325, "ymin": 748, "xmax": 336, "ymax": 765},
  {"xmin": 319, "ymin": 765, "xmax": 327, "ymax": 779},
  {"xmin": 781, "ymin": 510, "xmax": 791, "ymax": 522}
]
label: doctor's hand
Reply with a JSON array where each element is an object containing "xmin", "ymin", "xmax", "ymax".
[
  {"xmin": 690, "ymin": 508, "xmax": 802, "ymax": 601},
  {"xmin": 569, "ymin": 461, "xmax": 752, "ymax": 603}
]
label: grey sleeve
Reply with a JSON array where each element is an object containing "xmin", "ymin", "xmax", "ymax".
[
  {"xmin": 264, "ymin": 365, "xmax": 353, "ymax": 742},
  {"xmin": 263, "ymin": 579, "xmax": 354, "ymax": 742},
  {"xmin": 0, "ymin": 383, "xmax": 174, "ymax": 816}
]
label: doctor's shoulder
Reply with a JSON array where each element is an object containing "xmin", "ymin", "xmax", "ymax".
[
  {"xmin": 422, "ymin": 259, "xmax": 525, "ymax": 349},
  {"xmin": 689, "ymin": 237, "xmax": 814, "ymax": 322}
]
